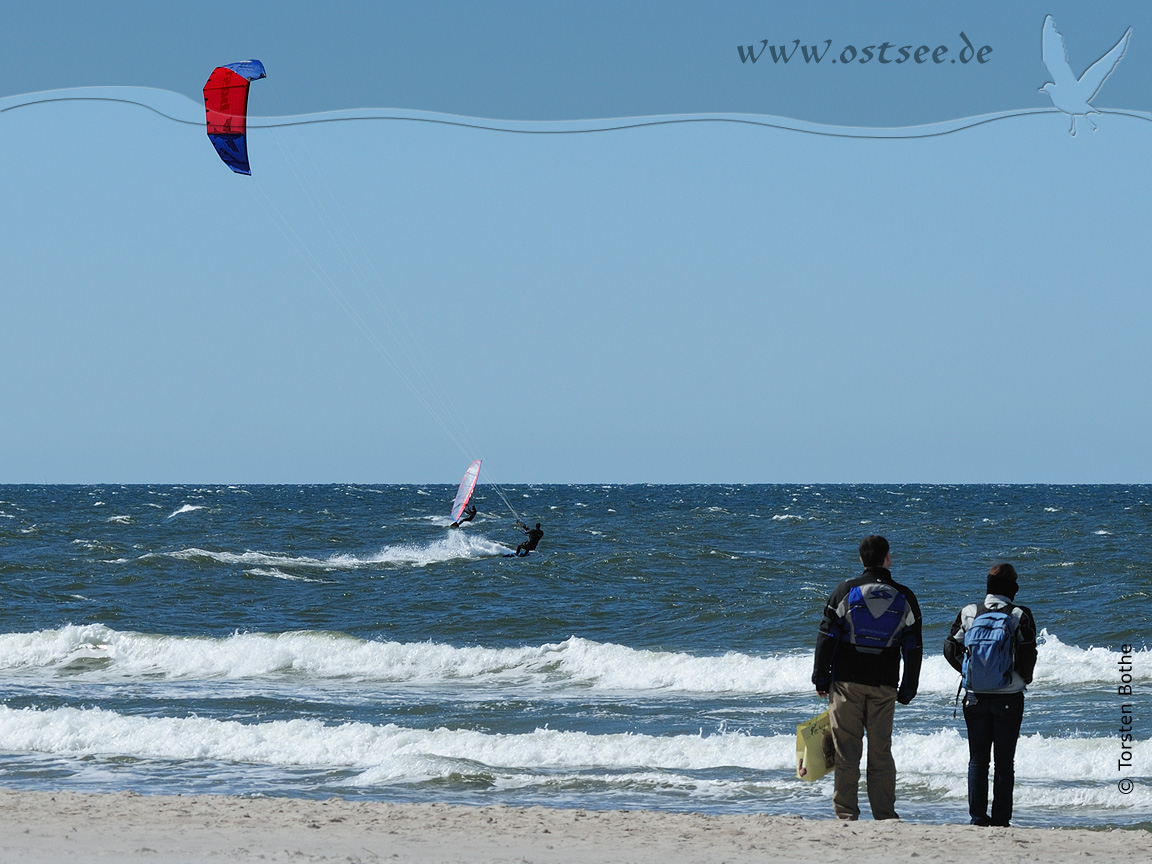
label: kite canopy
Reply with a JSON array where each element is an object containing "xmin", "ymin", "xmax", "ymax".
[
  {"xmin": 203, "ymin": 59, "xmax": 266, "ymax": 175},
  {"xmin": 451, "ymin": 460, "xmax": 482, "ymax": 523}
]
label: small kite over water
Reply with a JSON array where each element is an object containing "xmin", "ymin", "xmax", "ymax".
[{"xmin": 203, "ymin": 59, "xmax": 266, "ymax": 174}]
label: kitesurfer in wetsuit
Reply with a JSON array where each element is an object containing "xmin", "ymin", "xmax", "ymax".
[
  {"xmin": 516, "ymin": 522, "xmax": 544, "ymax": 556},
  {"xmin": 449, "ymin": 504, "xmax": 477, "ymax": 529}
]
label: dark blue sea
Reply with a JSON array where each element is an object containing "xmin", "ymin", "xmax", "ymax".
[{"xmin": 0, "ymin": 484, "xmax": 1148, "ymax": 829}]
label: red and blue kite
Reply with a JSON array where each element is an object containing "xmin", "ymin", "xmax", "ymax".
[{"xmin": 203, "ymin": 59, "xmax": 266, "ymax": 175}]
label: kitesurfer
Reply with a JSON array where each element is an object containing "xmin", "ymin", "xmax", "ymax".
[{"xmin": 515, "ymin": 521, "xmax": 544, "ymax": 556}]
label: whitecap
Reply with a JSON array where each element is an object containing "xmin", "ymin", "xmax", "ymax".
[
  {"xmin": 0, "ymin": 626, "xmax": 1140, "ymax": 695},
  {"xmin": 166, "ymin": 504, "xmax": 205, "ymax": 519},
  {"xmin": 1, "ymin": 703, "xmax": 1145, "ymax": 811},
  {"xmin": 244, "ymin": 568, "xmax": 330, "ymax": 583}
]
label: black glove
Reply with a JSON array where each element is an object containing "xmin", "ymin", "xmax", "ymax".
[{"xmin": 896, "ymin": 687, "xmax": 915, "ymax": 705}]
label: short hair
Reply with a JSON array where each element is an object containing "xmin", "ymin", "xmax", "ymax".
[
  {"xmin": 987, "ymin": 563, "xmax": 1019, "ymax": 599},
  {"xmin": 988, "ymin": 563, "xmax": 1017, "ymax": 582},
  {"xmin": 858, "ymin": 535, "xmax": 890, "ymax": 568}
]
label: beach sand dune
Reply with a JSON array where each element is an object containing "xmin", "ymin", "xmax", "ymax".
[{"xmin": 0, "ymin": 790, "xmax": 1147, "ymax": 863}]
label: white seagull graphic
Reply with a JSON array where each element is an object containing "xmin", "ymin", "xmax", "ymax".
[{"xmin": 1039, "ymin": 15, "xmax": 1132, "ymax": 135}]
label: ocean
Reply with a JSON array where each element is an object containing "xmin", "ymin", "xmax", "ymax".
[{"xmin": 0, "ymin": 484, "xmax": 1148, "ymax": 829}]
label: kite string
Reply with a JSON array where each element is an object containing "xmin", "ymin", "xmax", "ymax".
[
  {"xmin": 244, "ymin": 179, "xmax": 471, "ymax": 456},
  {"xmin": 251, "ymin": 83, "xmax": 473, "ymax": 457},
  {"xmin": 484, "ymin": 477, "xmax": 523, "ymax": 524},
  {"xmin": 262, "ymin": 81, "xmax": 475, "ymax": 453},
  {"xmin": 249, "ymin": 82, "xmax": 525, "ymax": 523}
]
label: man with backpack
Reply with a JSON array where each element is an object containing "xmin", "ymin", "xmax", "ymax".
[
  {"xmin": 943, "ymin": 563, "xmax": 1038, "ymax": 827},
  {"xmin": 812, "ymin": 535, "xmax": 923, "ymax": 820}
]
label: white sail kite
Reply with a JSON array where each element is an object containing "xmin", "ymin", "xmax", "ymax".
[{"xmin": 451, "ymin": 460, "xmax": 481, "ymax": 524}]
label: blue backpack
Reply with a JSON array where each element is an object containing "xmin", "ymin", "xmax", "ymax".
[
  {"xmin": 962, "ymin": 606, "xmax": 1017, "ymax": 692},
  {"xmin": 843, "ymin": 583, "xmax": 908, "ymax": 654}
]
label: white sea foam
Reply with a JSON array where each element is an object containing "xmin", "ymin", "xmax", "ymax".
[
  {"xmin": 0, "ymin": 626, "xmax": 1144, "ymax": 693},
  {"xmin": 166, "ymin": 504, "xmax": 205, "ymax": 519},
  {"xmin": 243, "ymin": 568, "xmax": 331, "ymax": 583},
  {"xmin": 158, "ymin": 531, "xmax": 511, "ymax": 571},
  {"xmin": 0, "ymin": 703, "xmax": 763, "ymax": 779},
  {"xmin": 0, "ymin": 705, "xmax": 1145, "ymax": 809},
  {"xmin": 160, "ymin": 548, "xmax": 333, "ymax": 569}
]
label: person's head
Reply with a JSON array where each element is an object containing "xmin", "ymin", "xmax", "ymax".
[
  {"xmin": 987, "ymin": 563, "xmax": 1019, "ymax": 600},
  {"xmin": 535, "ymin": 523, "xmax": 541, "ymax": 529},
  {"xmin": 858, "ymin": 535, "xmax": 890, "ymax": 568}
]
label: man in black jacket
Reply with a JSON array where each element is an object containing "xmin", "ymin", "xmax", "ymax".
[
  {"xmin": 812, "ymin": 535, "xmax": 923, "ymax": 820},
  {"xmin": 943, "ymin": 563, "xmax": 1038, "ymax": 827}
]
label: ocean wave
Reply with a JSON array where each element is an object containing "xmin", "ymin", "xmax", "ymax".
[
  {"xmin": 0, "ymin": 705, "xmax": 1144, "ymax": 809},
  {"xmin": 243, "ymin": 567, "xmax": 332, "ymax": 583},
  {"xmin": 0, "ymin": 625, "xmax": 1144, "ymax": 694},
  {"xmin": 156, "ymin": 531, "xmax": 510, "ymax": 570},
  {"xmin": 0, "ymin": 626, "xmax": 813, "ymax": 689},
  {"xmin": 166, "ymin": 504, "xmax": 205, "ymax": 519}
]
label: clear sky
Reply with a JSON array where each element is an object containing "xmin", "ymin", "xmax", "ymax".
[{"xmin": 2, "ymin": 2, "xmax": 1149, "ymax": 483}]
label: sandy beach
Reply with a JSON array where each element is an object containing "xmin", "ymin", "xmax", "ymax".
[{"xmin": 0, "ymin": 790, "xmax": 1147, "ymax": 864}]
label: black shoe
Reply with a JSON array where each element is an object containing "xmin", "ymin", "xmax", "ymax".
[{"xmin": 969, "ymin": 816, "xmax": 991, "ymax": 827}]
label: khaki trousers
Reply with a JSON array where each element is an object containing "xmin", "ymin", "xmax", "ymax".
[{"xmin": 829, "ymin": 680, "xmax": 899, "ymax": 820}]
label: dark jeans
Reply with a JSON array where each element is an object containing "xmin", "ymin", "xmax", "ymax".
[{"xmin": 963, "ymin": 691, "xmax": 1025, "ymax": 826}]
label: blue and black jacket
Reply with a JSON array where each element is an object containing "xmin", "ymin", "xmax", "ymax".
[{"xmin": 812, "ymin": 567, "xmax": 923, "ymax": 702}]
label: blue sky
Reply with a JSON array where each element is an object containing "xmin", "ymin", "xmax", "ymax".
[{"xmin": 2, "ymin": 3, "xmax": 1149, "ymax": 483}]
